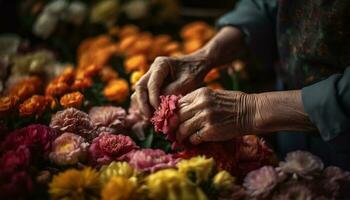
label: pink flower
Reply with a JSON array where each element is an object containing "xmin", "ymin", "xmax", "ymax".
[
  {"xmin": 49, "ymin": 132, "xmax": 89, "ymax": 166},
  {"xmin": 0, "ymin": 124, "xmax": 56, "ymax": 157},
  {"xmin": 89, "ymin": 106, "xmax": 127, "ymax": 134},
  {"xmin": 124, "ymin": 148, "xmax": 179, "ymax": 172},
  {"xmin": 50, "ymin": 108, "xmax": 94, "ymax": 139},
  {"xmin": 125, "ymin": 101, "xmax": 149, "ymax": 140},
  {"xmin": 272, "ymin": 183, "xmax": 315, "ymax": 200},
  {"xmin": 151, "ymin": 95, "xmax": 181, "ymax": 142},
  {"xmin": 0, "ymin": 146, "xmax": 31, "ymax": 175},
  {"xmin": 243, "ymin": 166, "xmax": 279, "ymax": 198},
  {"xmin": 88, "ymin": 132, "xmax": 138, "ymax": 166},
  {"xmin": 322, "ymin": 166, "xmax": 350, "ymax": 186},
  {"xmin": 278, "ymin": 151, "xmax": 324, "ymax": 178},
  {"xmin": 0, "ymin": 170, "xmax": 33, "ymax": 200}
]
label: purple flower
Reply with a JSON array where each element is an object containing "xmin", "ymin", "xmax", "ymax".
[
  {"xmin": 278, "ymin": 151, "xmax": 324, "ymax": 178},
  {"xmin": 125, "ymin": 101, "xmax": 149, "ymax": 140},
  {"xmin": 89, "ymin": 106, "xmax": 127, "ymax": 134},
  {"xmin": 124, "ymin": 149, "xmax": 179, "ymax": 173},
  {"xmin": 243, "ymin": 166, "xmax": 279, "ymax": 198},
  {"xmin": 49, "ymin": 132, "xmax": 89, "ymax": 166},
  {"xmin": 50, "ymin": 108, "xmax": 94, "ymax": 139}
]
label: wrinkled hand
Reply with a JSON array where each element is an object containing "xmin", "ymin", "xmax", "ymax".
[
  {"xmin": 176, "ymin": 87, "xmax": 258, "ymax": 145},
  {"xmin": 132, "ymin": 55, "xmax": 211, "ymax": 118}
]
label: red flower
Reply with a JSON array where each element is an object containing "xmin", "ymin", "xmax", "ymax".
[
  {"xmin": 0, "ymin": 170, "xmax": 33, "ymax": 200},
  {"xmin": 88, "ymin": 132, "xmax": 139, "ymax": 166},
  {"xmin": 151, "ymin": 95, "xmax": 181, "ymax": 142},
  {"xmin": 0, "ymin": 146, "xmax": 31, "ymax": 175},
  {"xmin": 0, "ymin": 124, "xmax": 57, "ymax": 158}
]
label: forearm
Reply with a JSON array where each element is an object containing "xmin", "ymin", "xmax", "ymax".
[
  {"xmin": 251, "ymin": 90, "xmax": 316, "ymax": 133},
  {"xmin": 184, "ymin": 26, "xmax": 245, "ymax": 70}
]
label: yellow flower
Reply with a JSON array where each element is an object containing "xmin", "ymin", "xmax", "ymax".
[
  {"xmin": 101, "ymin": 176, "xmax": 137, "ymax": 200},
  {"xmin": 146, "ymin": 169, "xmax": 208, "ymax": 200},
  {"xmin": 130, "ymin": 70, "xmax": 144, "ymax": 89},
  {"xmin": 212, "ymin": 170, "xmax": 235, "ymax": 190},
  {"xmin": 103, "ymin": 79, "xmax": 129, "ymax": 103},
  {"xmin": 49, "ymin": 167, "xmax": 100, "ymax": 200},
  {"xmin": 177, "ymin": 156, "xmax": 215, "ymax": 184},
  {"xmin": 125, "ymin": 54, "xmax": 149, "ymax": 73},
  {"xmin": 99, "ymin": 162, "xmax": 137, "ymax": 184}
]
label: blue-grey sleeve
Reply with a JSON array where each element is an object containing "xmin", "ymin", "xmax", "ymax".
[
  {"xmin": 217, "ymin": 0, "xmax": 278, "ymax": 71},
  {"xmin": 302, "ymin": 67, "xmax": 350, "ymax": 143}
]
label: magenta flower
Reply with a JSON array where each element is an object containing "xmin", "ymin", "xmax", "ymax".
[
  {"xmin": 0, "ymin": 170, "xmax": 33, "ymax": 200},
  {"xmin": 243, "ymin": 166, "xmax": 279, "ymax": 198},
  {"xmin": 89, "ymin": 106, "xmax": 127, "ymax": 134},
  {"xmin": 88, "ymin": 132, "xmax": 138, "ymax": 166},
  {"xmin": 50, "ymin": 108, "xmax": 94, "ymax": 139},
  {"xmin": 278, "ymin": 151, "xmax": 324, "ymax": 178},
  {"xmin": 151, "ymin": 95, "xmax": 181, "ymax": 142},
  {"xmin": 0, "ymin": 145, "xmax": 31, "ymax": 175},
  {"xmin": 124, "ymin": 148, "xmax": 179, "ymax": 172},
  {"xmin": 49, "ymin": 132, "xmax": 89, "ymax": 166},
  {"xmin": 0, "ymin": 124, "xmax": 56, "ymax": 157}
]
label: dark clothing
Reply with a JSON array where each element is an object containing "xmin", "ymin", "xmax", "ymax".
[{"xmin": 217, "ymin": 0, "xmax": 350, "ymax": 170}]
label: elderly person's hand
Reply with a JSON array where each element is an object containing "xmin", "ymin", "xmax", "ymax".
[
  {"xmin": 176, "ymin": 88, "xmax": 316, "ymax": 145},
  {"xmin": 132, "ymin": 54, "xmax": 212, "ymax": 118},
  {"xmin": 176, "ymin": 87, "xmax": 258, "ymax": 145},
  {"xmin": 132, "ymin": 26, "xmax": 245, "ymax": 118}
]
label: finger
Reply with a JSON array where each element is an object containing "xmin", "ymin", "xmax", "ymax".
[
  {"xmin": 147, "ymin": 59, "xmax": 170, "ymax": 109},
  {"xmin": 177, "ymin": 103, "xmax": 196, "ymax": 123},
  {"xmin": 176, "ymin": 111, "xmax": 203, "ymax": 143},
  {"xmin": 135, "ymin": 73, "xmax": 152, "ymax": 118},
  {"xmin": 189, "ymin": 128, "xmax": 216, "ymax": 145},
  {"xmin": 177, "ymin": 87, "xmax": 204, "ymax": 106},
  {"xmin": 162, "ymin": 79, "xmax": 185, "ymax": 95}
]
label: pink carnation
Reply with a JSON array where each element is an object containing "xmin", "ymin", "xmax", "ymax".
[
  {"xmin": 243, "ymin": 166, "xmax": 279, "ymax": 198},
  {"xmin": 49, "ymin": 132, "xmax": 89, "ymax": 166},
  {"xmin": 88, "ymin": 132, "xmax": 138, "ymax": 166},
  {"xmin": 50, "ymin": 108, "xmax": 94, "ymax": 139},
  {"xmin": 89, "ymin": 106, "xmax": 127, "ymax": 134},
  {"xmin": 151, "ymin": 95, "xmax": 181, "ymax": 142},
  {"xmin": 124, "ymin": 148, "xmax": 179, "ymax": 172},
  {"xmin": 0, "ymin": 124, "xmax": 56, "ymax": 157}
]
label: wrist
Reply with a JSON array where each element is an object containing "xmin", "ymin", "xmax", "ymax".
[{"xmin": 252, "ymin": 90, "xmax": 316, "ymax": 133}]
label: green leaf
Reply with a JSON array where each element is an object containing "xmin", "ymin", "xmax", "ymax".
[{"xmin": 141, "ymin": 129, "xmax": 154, "ymax": 148}]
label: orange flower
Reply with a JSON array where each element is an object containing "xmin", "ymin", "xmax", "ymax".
[
  {"xmin": 184, "ymin": 39, "xmax": 204, "ymax": 54},
  {"xmin": 130, "ymin": 70, "xmax": 145, "ymax": 89},
  {"xmin": 46, "ymin": 81, "xmax": 70, "ymax": 97},
  {"xmin": 60, "ymin": 91, "xmax": 84, "ymax": 108},
  {"xmin": 0, "ymin": 95, "xmax": 19, "ymax": 116},
  {"xmin": 148, "ymin": 35, "xmax": 172, "ymax": 60},
  {"xmin": 119, "ymin": 35, "xmax": 138, "ymax": 54},
  {"xmin": 19, "ymin": 95, "xmax": 48, "ymax": 117},
  {"xmin": 128, "ymin": 33, "xmax": 153, "ymax": 55},
  {"xmin": 204, "ymin": 68, "xmax": 220, "ymax": 83},
  {"xmin": 45, "ymin": 96, "xmax": 58, "ymax": 110},
  {"xmin": 169, "ymin": 51, "xmax": 184, "ymax": 57},
  {"xmin": 163, "ymin": 42, "xmax": 180, "ymax": 56},
  {"xmin": 83, "ymin": 64, "xmax": 103, "ymax": 77},
  {"xmin": 181, "ymin": 21, "xmax": 215, "ymax": 42},
  {"xmin": 71, "ymin": 78, "xmax": 93, "ymax": 90},
  {"xmin": 207, "ymin": 82, "xmax": 223, "ymax": 90},
  {"xmin": 9, "ymin": 76, "xmax": 42, "ymax": 101},
  {"xmin": 125, "ymin": 54, "xmax": 149, "ymax": 73},
  {"xmin": 103, "ymin": 79, "xmax": 129, "ymax": 103},
  {"xmin": 78, "ymin": 35, "xmax": 113, "ymax": 58},
  {"xmin": 119, "ymin": 25, "xmax": 139, "ymax": 39},
  {"xmin": 56, "ymin": 66, "xmax": 75, "ymax": 84},
  {"xmin": 100, "ymin": 66, "xmax": 118, "ymax": 82}
]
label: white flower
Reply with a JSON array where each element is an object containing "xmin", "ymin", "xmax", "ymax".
[
  {"xmin": 65, "ymin": 1, "xmax": 87, "ymax": 25},
  {"xmin": 123, "ymin": 0, "xmax": 150, "ymax": 20},
  {"xmin": 43, "ymin": 0, "xmax": 68, "ymax": 15},
  {"xmin": 33, "ymin": 12, "xmax": 59, "ymax": 39}
]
